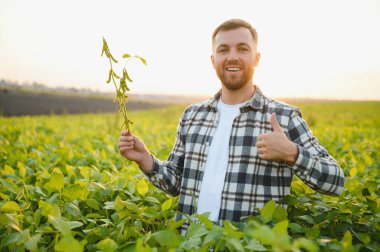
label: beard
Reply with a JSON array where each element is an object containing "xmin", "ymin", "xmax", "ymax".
[{"xmin": 216, "ymin": 64, "xmax": 254, "ymax": 91}]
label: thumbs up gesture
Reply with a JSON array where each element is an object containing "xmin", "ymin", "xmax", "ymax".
[{"xmin": 256, "ymin": 113, "xmax": 298, "ymax": 165}]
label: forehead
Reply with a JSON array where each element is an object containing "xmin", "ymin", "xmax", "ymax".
[{"xmin": 213, "ymin": 27, "xmax": 256, "ymax": 47}]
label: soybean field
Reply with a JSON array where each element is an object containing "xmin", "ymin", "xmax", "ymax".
[{"xmin": 0, "ymin": 101, "xmax": 379, "ymax": 251}]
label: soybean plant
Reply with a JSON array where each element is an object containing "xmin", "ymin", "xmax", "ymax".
[{"xmin": 101, "ymin": 37, "xmax": 147, "ymax": 131}]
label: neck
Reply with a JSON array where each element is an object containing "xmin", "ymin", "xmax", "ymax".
[{"xmin": 220, "ymin": 82, "xmax": 256, "ymax": 105}]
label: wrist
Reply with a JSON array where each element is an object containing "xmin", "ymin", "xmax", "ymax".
[
  {"xmin": 285, "ymin": 143, "xmax": 298, "ymax": 165},
  {"xmin": 137, "ymin": 152, "xmax": 154, "ymax": 173}
]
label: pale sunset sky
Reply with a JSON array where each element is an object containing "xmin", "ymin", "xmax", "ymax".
[{"xmin": 0, "ymin": 0, "xmax": 379, "ymax": 100}]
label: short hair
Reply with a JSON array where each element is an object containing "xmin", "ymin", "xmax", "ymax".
[{"xmin": 212, "ymin": 19, "xmax": 258, "ymax": 44}]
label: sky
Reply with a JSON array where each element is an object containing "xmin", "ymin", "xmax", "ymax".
[{"xmin": 1, "ymin": 0, "xmax": 380, "ymax": 100}]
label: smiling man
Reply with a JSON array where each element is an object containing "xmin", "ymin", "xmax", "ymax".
[{"xmin": 118, "ymin": 19, "xmax": 345, "ymax": 234}]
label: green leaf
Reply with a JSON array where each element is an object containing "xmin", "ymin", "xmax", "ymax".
[
  {"xmin": 169, "ymin": 218, "xmax": 187, "ymax": 230},
  {"xmin": 2, "ymin": 164, "xmax": 15, "ymax": 175},
  {"xmin": 68, "ymin": 221, "xmax": 84, "ymax": 229},
  {"xmin": 273, "ymin": 206, "xmax": 288, "ymax": 221},
  {"xmin": 63, "ymin": 184, "xmax": 89, "ymax": 201},
  {"xmin": 49, "ymin": 215, "xmax": 71, "ymax": 237},
  {"xmin": 0, "ymin": 213, "xmax": 21, "ymax": 232},
  {"xmin": 293, "ymin": 238, "xmax": 318, "ymax": 252},
  {"xmin": 288, "ymin": 222, "xmax": 304, "ymax": 234},
  {"xmin": 272, "ymin": 220, "xmax": 289, "ymax": 236},
  {"xmin": 135, "ymin": 55, "xmax": 147, "ymax": 65},
  {"xmin": 295, "ymin": 215, "xmax": 315, "ymax": 225},
  {"xmin": 64, "ymin": 203, "xmax": 81, "ymax": 218},
  {"xmin": 34, "ymin": 209, "xmax": 41, "ymax": 227},
  {"xmin": 203, "ymin": 226, "xmax": 223, "ymax": 245},
  {"xmin": 248, "ymin": 225, "xmax": 276, "ymax": 245},
  {"xmin": 0, "ymin": 178, "xmax": 18, "ymax": 193},
  {"xmin": 24, "ymin": 233, "xmax": 42, "ymax": 252},
  {"xmin": 154, "ymin": 229, "xmax": 180, "ymax": 247},
  {"xmin": 356, "ymin": 232, "xmax": 371, "ymax": 245},
  {"xmin": 0, "ymin": 192, "xmax": 9, "ymax": 200},
  {"xmin": 226, "ymin": 237, "xmax": 245, "ymax": 252},
  {"xmin": 161, "ymin": 198, "xmax": 172, "ymax": 211},
  {"xmin": 114, "ymin": 196, "xmax": 124, "ymax": 211},
  {"xmin": 44, "ymin": 168, "xmax": 64, "ymax": 192},
  {"xmin": 96, "ymin": 238, "xmax": 118, "ymax": 252},
  {"xmin": 186, "ymin": 223, "xmax": 208, "ymax": 239},
  {"xmin": 135, "ymin": 238, "xmax": 152, "ymax": 252},
  {"xmin": 55, "ymin": 236, "xmax": 86, "ymax": 252},
  {"xmin": 136, "ymin": 179, "xmax": 149, "ymax": 197},
  {"xmin": 17, "ymin": 161, "xmax": 27, "ymax": 178},
  {"xmin": 39, "ymin": 200, "xmax": 53, "ymax": 216},
  {"xmin": 141, "ymin": 207, "xmax": 159, "ymax": 218},
  {"xmin": 197, "ymin": 213, "xmax": 214, "ymax": 230},
  {"xmin": 122, "ymin": 53, "xmax": 131, "ymax": 58},
  {"xmin": 305, "ymin": 227, "xmax": 320, "ymax": 239},
  {"xmin": 341, "ymin": 231, "xmax": 355, "ymax": 252},
  {"xmin": 181, "ymin": 237, "xmax": 202, "ymax": 250},
  {"xmin": 245, "ymin": 238, "xmax": 267, "ymax": 251},
  {"xmin": 261, "ymin": 200, "xmax": 276, "ymax": 223},
  {"xmin": 85, "ymin": 198, "xmax": 100, "ymax": 210},
  {"xmin": 1, "ymin": 201, "xmax": 21, "ymax": 212}
]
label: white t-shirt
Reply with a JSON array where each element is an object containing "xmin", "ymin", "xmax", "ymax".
[{"xmin": 197, "ymin": 98, "xmax": 243, "ymax": 221}]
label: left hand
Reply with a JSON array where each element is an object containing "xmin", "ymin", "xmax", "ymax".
[{"xmin": 256, "ymin": 113, "xmax": 298, "ymax": 165}]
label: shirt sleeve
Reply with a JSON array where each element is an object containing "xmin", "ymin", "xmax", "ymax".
[
  {"xmin": 140, "ymin": 110, "xmax": 187, "ymax": 196},
  {"xmin": 286, "ymin": 109, "xmax": 345, "ymax": 196}
]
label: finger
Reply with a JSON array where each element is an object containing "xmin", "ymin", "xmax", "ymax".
[
  {"xmin": 121, "ymin": 130, "xmax": 128, "ymax": 136},
  {"xmin": 119, "ymin": 136, "xmax": 134, "ymax": 142},
  {"xmin": 258, "ymin": 153, "xmax": 266, "ymax": 160},
  {"xmin": 270, "ymin": 113, "xmax": 283, "ymax": 133},
  {"xmin": 257, "ymin": 134, "xmax": 264, "ymax": 141},
  {"xmin": 256, "ymin": 141, "xmax": 265, "ymax": 148},
  {"xmin": 119, "ymin": 146, "xmax": 133, "ymax": 153},
  {"xmin": 118, "ymin": 141, "xmax": 134, "ymax": 148},
  {"xmin": 257, "ymin": 146, "xmax": 265, "ymax": 154}
]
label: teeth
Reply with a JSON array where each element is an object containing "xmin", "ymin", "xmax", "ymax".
[{"xmin": 226, "ymin": 67, "xmax": 241, "ymax": 71}]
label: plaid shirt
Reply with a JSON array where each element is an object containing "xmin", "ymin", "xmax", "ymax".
[{"xmin": 143, "ymin": 85, "xmax": 345, "ymax": 232}]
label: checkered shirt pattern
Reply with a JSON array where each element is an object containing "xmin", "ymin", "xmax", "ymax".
[{"xmin": 142, "ymin": 85, "xmax": 345, "ymax": 233}]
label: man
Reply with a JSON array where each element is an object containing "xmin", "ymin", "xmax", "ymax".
[{"xmin": 118, "ymin": 19, "xmax": 345, "ymax": 233}]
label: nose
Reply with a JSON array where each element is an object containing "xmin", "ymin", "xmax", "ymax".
[{"xmin": 226, "ymin": 48, "xmax": 239, "ymax": 62}]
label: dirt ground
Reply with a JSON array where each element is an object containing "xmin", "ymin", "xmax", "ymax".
[{"xmin": 0, "ymin": 89, "xmax": 166, "ymax": 116}]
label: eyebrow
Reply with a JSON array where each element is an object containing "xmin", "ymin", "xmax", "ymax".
[{"xmin": 217, "ymin": 43, "xmax": 252, "ymax": 50}]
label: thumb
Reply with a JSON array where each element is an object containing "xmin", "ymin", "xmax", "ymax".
[
  {"xmin": 121, "ymin": 129, "xmax": 131, "ymax": 136},
  {"xmin": 270, "ymin": 113, "xmax": 283, "ymax": 132}
]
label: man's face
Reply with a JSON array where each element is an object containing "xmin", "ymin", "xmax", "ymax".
[{"xmin": 211, "ymin": 27, "xmax": 260, "ymax": 91}]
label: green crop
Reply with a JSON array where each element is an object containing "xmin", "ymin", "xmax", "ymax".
[
  {"xmin": 101, "ymin": 37, "xmax": 147, "ymax": 131},
  {"xmin": 0, "ymin": 102, "xmax": 379, "ymax": 251}
]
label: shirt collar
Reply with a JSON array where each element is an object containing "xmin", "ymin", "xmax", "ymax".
[{"xmin": 207, "ymin": 85, "xmax": 265, "ymax": 111}]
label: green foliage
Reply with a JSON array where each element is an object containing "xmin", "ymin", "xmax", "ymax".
[{"xmin": 0, "ymin": 102, "xmax": 379, "ymax": 251}]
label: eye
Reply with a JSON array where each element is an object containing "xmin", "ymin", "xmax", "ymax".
[
  {"xmin": 217, "ymin": 47, "xmax": 228, "ymax": 54},
  {"xmin": 239, "ymin": 47, "xmax": 249, "ymax": 52}
]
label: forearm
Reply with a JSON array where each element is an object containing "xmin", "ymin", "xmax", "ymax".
[
  {"xmin": 290, "ymin": 145, "xmax": 345, "ymax": 196},
  {"xmin": 136, "ymin": 153, "xmax": 154, "ymax": 173}
]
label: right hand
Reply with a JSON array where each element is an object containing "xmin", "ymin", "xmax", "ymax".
[{"xmin": 118, "ymin": 130, "xmax": 153, "ymax": 172}]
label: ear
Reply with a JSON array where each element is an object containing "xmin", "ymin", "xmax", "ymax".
[
  {"xmin": 253, "ymin": 52, "xmax": 261, "ymax": 67},
  {"xmin": 211, "ymin": 54, "xmax": 216, "ymax": 69}
]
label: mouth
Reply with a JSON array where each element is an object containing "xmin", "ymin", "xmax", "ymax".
[{"xmin": 225, "ymin": 67, "xmax": 242, "ymax": 72}]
